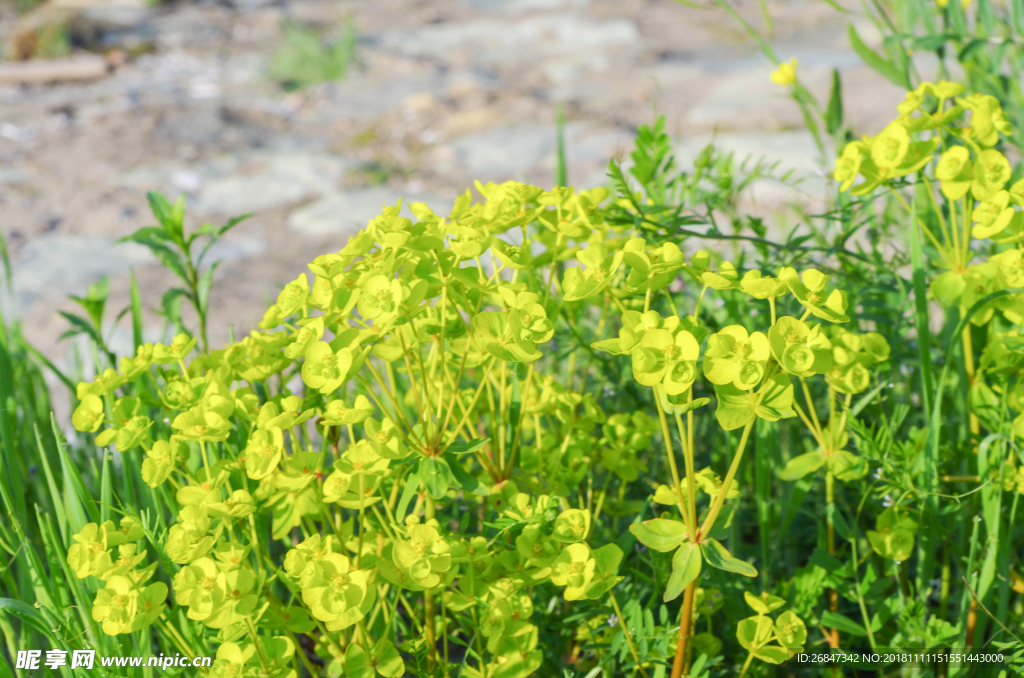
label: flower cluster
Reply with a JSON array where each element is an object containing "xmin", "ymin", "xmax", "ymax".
[{"xmin": 67, "ymin": 518, "xmax": 166, "ymax": 635}]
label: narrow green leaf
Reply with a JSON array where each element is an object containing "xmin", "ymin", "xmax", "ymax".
[
  {"xmin": 826, "ymin": 502, "xmax": 851, "ymax": 540},
  {"xmin": 700, "ymin": 537, "xmax": 757, "ymax": 577},
  {"xmin": 0, "ymin": 598, "xmax": 64, "ymax": 647},
  {"xmin": 51, "ymin": 415, "xmax": 95, "ymax": 529},
  {"xmin": 0, "ymin": 328, "xmax": 27, "ymax": 532},
  {"xmin": 35, "ymin": 424, "xmax": 68, "ymax": 542},
  {"xmin": 446, "ymin": 438, "xmax": 490, "ymax": 455},
  {"xmin": 396, "ymin": 468, "xmax": 420, "ymax": 520},
  {"xmin": 0, "ymin": 648, "xmax": 15, "ymax": 678},
  {"xmin": 809, "ymin": 548, "xmax": 844, "ymax": 573},
  {"xmin": 129, "ymin": 268, "xmax": 143, "ymax": 352},
  {"xmin": 825, "ymin": 68, "xmax": 843, "ymax": 135},
  {"xmin": 0, "ymin": 230, "xmax": 11, "ymax": 290},
  {"xmin": 197, "ymin": 260, "xmax": 221, "ymax": 315},
  {"xmin": 100, "ymin": 451, "xmax": 112, "ymax": 524},
  {"xmin": 555, "ymin": 102, "xmax": 568, "ymax": 188},
  {"xmin": 847, "ymin": 24, "xmax": 910, "ymax": 89},
  {"xmin": 821, "ymin": 610, "xmax": 867, "ymax": 636}
]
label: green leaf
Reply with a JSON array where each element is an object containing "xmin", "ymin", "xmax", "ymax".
[
  {"xmin": 490, "ymin": 650, "xmax": 543, "ymax": 678},
  {"xmin": 847, "ymin": 23, "xmax": 910, "ymax": 89},
  {"xmin": 0, "ymin": 598, "xmax": 64, "ymax": 647},
  {"xmin": 778, "ymin": 451, "xmax": 825, "ymax": 481},
  {"xmin": 129, "ymin": 269, "xmax": 143, "ymax": 352},
  {"xmin": 744, "ymin": 591, "xmax": 786, "ymax": 614},
  {"xmin": 197, "ymin": 260, "xmax": 221, "ymax": 315},
  {"xmin": 629, "ymin": 518, "xmax": 688, "ymax": 552},
  {"xmin": 373, "ymin": 637, "xmax": 405, "ymax": 677},
  {"xmin": 419, "ymin": 456, "xmax": 453, "ymax": 499},
  {"xmin": 664, "ymin": 543, "xmax": 701, "ymax": 602},
  {"xmin": 444, "ymin": 453, "xmax": 488, "ymax": 497},
  {"xmin": 147, "ymin": 191, "xmax": 186, "ymax": 243},
  {"xmin": 825, "ymin": 68, "xmax": 843, "ymax": 135},
  {"xmin": 826, "ymin": 502, "xmax": 851, "ymax": 540},
  {"xmin": 52, "ymin": 417, "xmax": 95, "ymax": 530},
  {"xmin": 736, "ymin": 615, "xmax": 773, "ymax": 650},
  {"xmin": 344, "ymin": 642, "xmax": 375, "ymax": 678},
  {"xmin": 555, "ymin": 102, "xmax": 567, "ymax": 188},
  {"xmin": 196, "ymin": 213, "xmax": 253, "ymax": 269},
  {"xmin": 753, "ymin": 646, "xmax": 790, "ymax": 664},
  {"xmin": 396, "ymin": 468, "xmax": 420, "ymax": 520},
  {"xmin": 821, "ymin": 610, "xmax": 867, "ymax": 636},
  {"xmin": 99, "ymin": 451, "xmax": 112, "ymax": 524},
  {"xmin": 713, "ymin": 383, "xmax": 755, "ymax": 431},
  {"xmin": 446, "ymin": 437, "xmax": 490, "ymax": 455},
  {"xmin": 700, "ymin": 537, "xmax": 757, "ymax": 577},
  {"xmin": 755, "ymin": 374, "xmax": 794, "ymax": 421},
  {"xmin": 809, "ymin": 548, "xmax": 844, "ymax": 574},
  {"xmin": 958, "ymin": 38, "xmax": 988, "ymax": 61},
  {"xmin": 911, "ymin": 34, "xmax": 950, "ymax": 51},
  {"xmin": 57, "ymin": 311, "xmax": 103, "ymax": 347}
]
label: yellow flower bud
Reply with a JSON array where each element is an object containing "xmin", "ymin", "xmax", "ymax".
[{"xmin": 770, "ymin": 58, "xmax": 798, "ymax": 85}]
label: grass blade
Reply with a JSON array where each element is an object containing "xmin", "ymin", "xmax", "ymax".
[{"xmin": 130, "ymin": 268, "xmax": 144, "ymax": 352}]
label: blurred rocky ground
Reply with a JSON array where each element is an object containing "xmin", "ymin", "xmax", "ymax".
[{"xmin": 0, "ymin": 0, "xmax": 907, "ymax": 387}]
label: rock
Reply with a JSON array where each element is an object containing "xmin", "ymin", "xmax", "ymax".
[
  {"xmin": 438, "ymin": 122, "xmax": 632, "ymax": 186},
  {"xmin": 463, "ymin": 0, "xmax": 591, "ymax": 12},
  {"xmin": 0, "ymin": 55, "xmax": 110, "ymax": 84},
  {"xmin": 323, "ymin": 71, "xmax": 450, "ymax": 123},
  {"xmin": 286, "ymin": 187, "xmax": 455, "ymax": 236},
  {"xmin": 443, "ymin": 123, "xmax": 556, "ymax": 182},
  {"xmin": 7, "ymin": 234, "xmax": 151, "ymax": 314},
  {"xmin": 0, "ymin": 168, "xmax": 30, "ymax": 185},
  {"xmin": 6, "ymin": 232, "xmax": 265, "ymax": 316},
  {"xmin": 376, "ymin": 14, "xmax": 639, "ymax": 64},
  {"xmin": 190, "ymin": 152, "xmax": 350, "ymax": 217}
]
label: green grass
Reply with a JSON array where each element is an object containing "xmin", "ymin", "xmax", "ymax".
[{"xmin": 269, "ymin": 21, "xmax": 357, "ymax": 92}]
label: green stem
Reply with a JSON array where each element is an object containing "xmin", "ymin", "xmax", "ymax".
[
  {"xmin": 610, "ymin": 593, "xmax": 651, "ymax": 678},
  {"xmin": 738, "ymin": 651, "xmax": 755, "ymax": 678},
  {"xmin": 699, "ymin": 419, "xmax": 755, "ymax": 538},
  {"xmin": 653, "ymin": 388, "xmax": 693, "ymax": 538},
  {"xmin": 424, "ymin": 494, "xmax": 438, "ymax": 666}
]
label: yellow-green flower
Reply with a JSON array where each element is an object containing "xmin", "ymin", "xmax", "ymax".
[
  {"xmin": 552, "ymin": 509, "xmax": 592, "ymax": 544},
  {"xmin": 92, "ymin": 576, "xmax": 139, "ymax": 635},
  {"xmin": 301, "ymin": 553, "xmax": 370, "ymax": 627},
  {"xmin": 301, "ymin": 342, "xmax": 353, "ymax": 394},
  {"xmin": 243, "ymin": 428, "xmax": 285, "ymax": 480},
  {"xmin": 166, "ymin": 506, "xmax": 214, "ymax": 564},
  {"xmin": 936, "ymin": 146, "xmax": 973, "ymax": 200},
  {"xmin": 393, "ymin": 524, "xmax": 452, "ymax": 588},
  {"xmin": 72, "ymin": 394, "xmax": 106, "ymax": 433},
  {"xmin": 551, "ymin": 543, "xmax": 595, "ymax": 601},
  {"xmin": 973, "ymin": 190, "xmax": 1015, "ymax": 239},
  {"xmin": 973, "ymin": 149, "xmax": 1011, "ymax": 201},
  {"xmin": 276, "ymin": 273, "xmax": 309, "ymax": 317},
  {"xmin": 767, "ymin": 317, "xmax": 833, "ymax": 377},
  {"xmin": 702, "ymin": 326, "xmax": 770, "ymax": 390}
]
